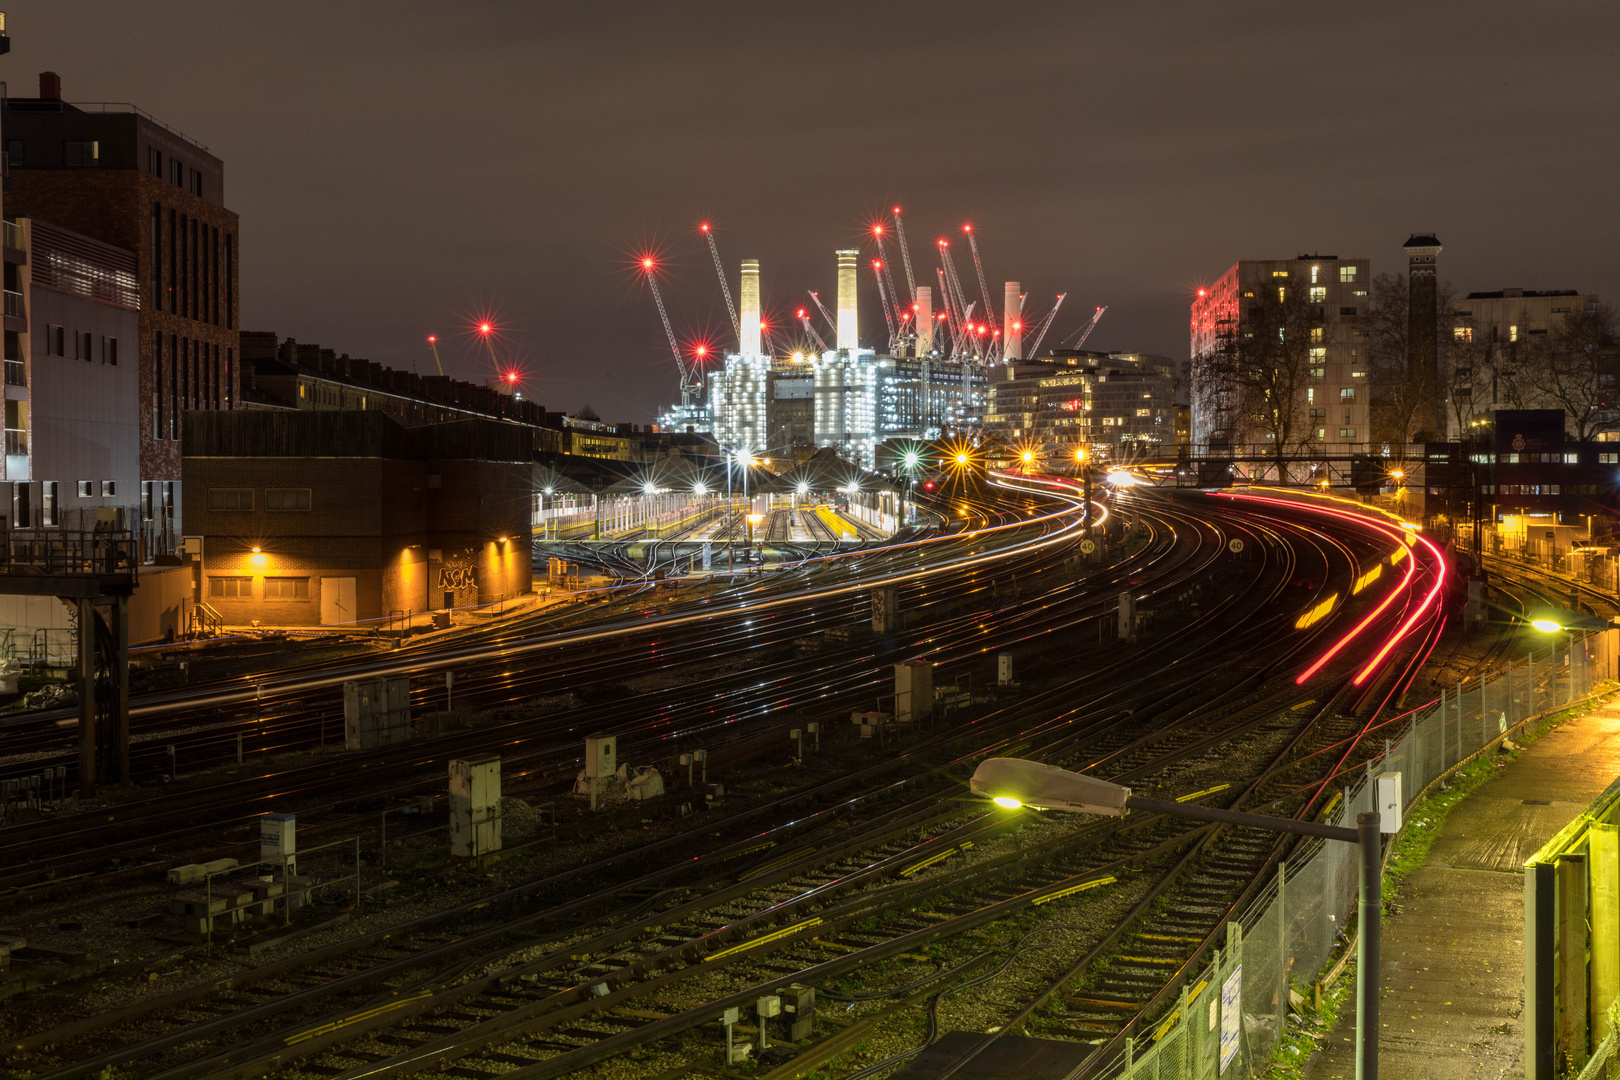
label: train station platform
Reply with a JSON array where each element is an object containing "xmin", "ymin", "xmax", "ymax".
[{"xmin": 1302, "ymin": 694, "xmax": 1620, "ymax": 1079}]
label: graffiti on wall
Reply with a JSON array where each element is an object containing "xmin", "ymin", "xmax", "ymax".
[{"xmin": 437, "ymin": 565, "xmax": 475, "ymax": 591}]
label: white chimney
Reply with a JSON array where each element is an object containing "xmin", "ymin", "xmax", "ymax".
[
  {"xmin": 915, "ymin": 285, "xmax": 934, "ymax": 356},
  {"xmin": 740, "ymin": 259, "xmax": 761, "ymax": 356},
  {"xmin": 1003, "ymin": 282, "xmax": 1022, "ymax": 360},
  {"xmin": 836, "ymin": 250, "xmax": 859, "ymax": 351}
]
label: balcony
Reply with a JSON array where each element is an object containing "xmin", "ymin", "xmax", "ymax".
[
  {"xmin": 4, "ymin": 360, "xmax": 23, "ymax": 388},
  {"xmin": 2, "ymin": 220, "xmax": 21, "ymax": 252},
  {"xmin": 2, "ymin": 290, "xmax": 22, "ymax": 319}
]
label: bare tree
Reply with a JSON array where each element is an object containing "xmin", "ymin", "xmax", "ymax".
[
  {"xmin": 1366, "ymin": 272, "xmax": 1448, "ymax": 446},
  {"xmin": 1443, "ymin": 313, "xmax": 1494, "ymax": 440},
  {"xmin": 1191, "ymin": 270, "xmax": 1319, "ymax": 482},
  {"xmin": 1519, "ymin": 302, "xmax": 1620, "ymax": 441}
]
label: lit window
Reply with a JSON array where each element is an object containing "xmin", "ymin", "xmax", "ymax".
[
  {"xmin": 1453, "ymin": 327, "xmax": 1473, "ymax": 342},
  {"xmin": 76, "ymin": 480, "xmax": 92, "ymax": 498},
  {"xmin": 1308, "ymin": 388, "xmax": 1315, "ymax": 404},
  {"xmin": 1135, "ymin": 408, "xmax": 1151, "ymax": 417},
  {"xmin": 1339, "ymin": 266, "xmax": 1357, "ymax": 282},
  {"xmin": 1309, "ymin": 347, "xmax": 1327, "ymax": 361},
  {"xmin": 1510, "ymin": 325, "xmax": 1519, "ymax": 342},
  {"xmin": 1310, "ymin": 327, "xmax": 1324, "ymax": 343},
  {"xmin": 1339, "ymin": 428, "xmax": 1357, "ymax": 439},
  {"xmin": 1340, "ymin": 388, "xmax": 1355, "ymax": 400},
  {"xmin": 1310, "ymin": 265, "xmax": 1320, "ymax": 284},
  {"xmin": 1309, "ymin": 287, "xmax": 1327, "ymax": 303},
  {"xmin": 1272, "ymin": 270, "xmax": 1290, "ymax": 279},
  {"xmin": 100, "ymin": 480, "xmax": 115, "ymax": 497},
  {"xmin": 1351, "ymin": 370, "xmax": 1367, "ymax": 378},
  {"xmin": 63, "ymin": 140, "xmax": 99, "ymax": 167},
  {"xmin": 1565, "ymin": 453, "xmax": 1579, "ymax": 464},
  {"xmin": 1278, "ymin": 287, "xmax": 1287, "ymax": 303},
  {"xmin": 1310, "ymin": 367, "xmax": 1325, "ymax": 379}
]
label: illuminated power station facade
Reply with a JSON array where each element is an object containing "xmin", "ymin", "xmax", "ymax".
[{"xmin": 705, "ymin": 252, "xmax": 984, "ymax": 465}]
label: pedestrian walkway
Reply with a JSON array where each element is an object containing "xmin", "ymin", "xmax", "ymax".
[{"xmin": 1303, "ymin": 698, "xmax": 1620, "ymax": 1079}]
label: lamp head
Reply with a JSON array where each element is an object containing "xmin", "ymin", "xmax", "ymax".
[{"xmin": 969, "ymin": 758, "xmax": 1131, "ymax": 816}]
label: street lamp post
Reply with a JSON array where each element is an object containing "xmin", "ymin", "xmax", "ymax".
[{"xmin": 971, "ymin": 757, "xmax": 1384, "ymax": 1080}]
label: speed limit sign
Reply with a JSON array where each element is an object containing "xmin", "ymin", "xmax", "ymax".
[
  {"xmin": 1228, "ymin": 539, "xmax": 1245, "ymax": 554},
  {"xmin": 1080, "ymin": 539, "xmax": 1096, "ymax": 554}
]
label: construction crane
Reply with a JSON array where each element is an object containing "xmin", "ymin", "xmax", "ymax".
[
  {"xmin": 1062, "ymin": 304, "xmax": 1108, "ymax": 349},
  {"xmin": 892, "ymin": 207, "xmax": 918, "ymax": 303},
  {"xmin": 872, "ymin": 259, "xmax": 897, "ymax": 351},
  {"xmin": 639, "ymin": 257, "xmax": 700, "ymax": 406},
  {"xmin": 699, "ymin": 222, "xmax": 741, "ymax": 350},
  {"xmin": 795, "ymin": 307, "xmax": 828, "ymax": 352},
  {"xmin": 870, "ymin": 225, "xmax": 908, "ymax": 349},
  {"xmin": 808, "ymin": 290, "xmax": 838, "ymax": 337},
  {"xmin": 1026, "ymin": 294, "xmax": 1068, "ymax": 359},
  {"xmin": 425, "ymin": 335, "xmax": 446, "ymax": 377},
  {"xmin": 963, "ymin": 224, "xmax": 999, "ymax": 359}
]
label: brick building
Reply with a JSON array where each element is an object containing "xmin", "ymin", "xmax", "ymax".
[
  {"xmin": 183, "ymin": 412, "xmax": 532, "ymax": 627},
  {"xmin": 3, "ymin": 71, "xmax": 240, "ymax": 554}
]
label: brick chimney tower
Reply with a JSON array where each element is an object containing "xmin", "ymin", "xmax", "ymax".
[
  {"xmin": 1404, "ymin": 233, "xmax": 1443, "ymax": 432},
  {"xmin": 39, "ymin": 71, "xmax": 61, "ymax": 100}
]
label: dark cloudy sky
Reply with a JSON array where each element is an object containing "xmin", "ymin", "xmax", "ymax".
[{"xmin": 9, "ymin": 2, "xmax": 1617, "ymax": 420}]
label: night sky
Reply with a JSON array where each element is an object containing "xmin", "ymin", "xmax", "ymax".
[{"xmin": 9, "ymin": 2, "xmax": 1617, "ymax": 421}]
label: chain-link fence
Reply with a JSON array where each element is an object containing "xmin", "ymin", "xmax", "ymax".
[{"xmin": 1092, "ymin": 629, "xmax": 1619, "ymax": 1080}]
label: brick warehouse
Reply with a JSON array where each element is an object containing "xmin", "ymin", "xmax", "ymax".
[
  {"xmin": 182, "ymin": 412, "xmax": 532, "ymax": 627},
  {"xmin": 4, "ymin": 72, "xmax": 240, "ymax": 556}
]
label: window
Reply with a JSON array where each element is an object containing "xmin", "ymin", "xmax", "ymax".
[
  {"xmin": 1277, "ymin": 287, "xmax": 1287, "ymax": 303},
  {"xmin": 1340, "ymin": 387, "xmax": 1356, "ymax": 400},
  {"xmin": 1510, "ymin": 325, "xmax": 1519, "ymax": 342},
  {"xmin": 265, "ymin": 488, "xmax": 311, "ymax": 511},
  {"xmin": 102, "ymin": 336, "xmax": 118, "ymax": 365},
  {"xmin": 76, "ymin": 330, "xmax": 92, "ymax": 361},
  {"xmin": 1340, "ymin": 306, "xmax": 1357, "ymax": 316},
  {"xmin": 170, "ymin": 158, "xmax": 184, "ymax": 186},
  {"xmin": 1310, "ymin": 265, "xmax": 1320, "ymax": 284},
  {"xmin": 1601, "ymin": 453, "xmax": 1618, "ymax": 464},
  {"xmin": 1453, "ymin": 327, "xmax": 1473, "ymax": 342},
  {"xmin": 264, "ymin": 577, "xmax": 309, "ymax": 599},
  {"xmin": 100, "ymin": 480, "xmax": 115, "ymax": 497},
  {"xmin": 1271, "ymin": 270, "xmax": 1290, "ymax": 279},
  {"xmin": 1339, "ymin": 266, "xmax": 1357, "ymax": 282},
  {"xmin": 1310, "ymin": 366, "xmax": 1325, "ymax": 379},
  {"xmin": 1135, "ymin": 408, "xmax": 1151, "ymax": 417},
  {"xmin": 1309, "ymin": 286, "xmax": 1327, "ymax": 303},
  {"xmin": 1353, "ymin": 289, "xmax": 1368, "ymax": 297},
  {"xmin": 1309, "ymin": 408, "xmax": 1325, "ymax": 418},
  {"xmin": 1309, "ymin": 347, "xmax": 1326, "ymax": 361},
  {"xmin": 63, "ymin": 140, "xmax": 98, "ymax": 167},
  {"xmin": 1307, "ymin": 388, "xmax": 1315, "ymax": 405},
  {"xmin": 1310, "ymin": 327, "xmax": 1324, "ymax": 343},
  {"xmin": 209, "ymin": 576, "xmax": 252, "ymax": 598},
  {"xmin": 46, "ymin": 324, "xmax": 65, "ymax": 356},
  {"xmin": 1552, "ymin": 307, "xmax": 1570, "ymax": 315},
  {"xmin": 1339, "ymin": 428, "xmax": 1357, "ymax": 439},
  {"xmin": 208, "ymin": 488, "xmax": 254, "ymax": 511},
  {"xmin": 5, "ymin": 139, "xmax": 22, "ymax": 168},
  {"xmin": 148, "ymin": 148, "xmax": 162, "ymax": 176},
  {"xmin": 41, "ymin": 481, "xmax": 56, "ymax": 527},
  {"xmin": 1317, "ymin": 428, "xmax": 1326, "ymax": 440},
  {"xmin": 189, "ymin": 169, "xmax": 203, "ymax": 196},
  {"xmin": 1565, "ymin": 453, "xmax": 1579, "ymax": 464},
  {"xmin": 1351, "ymin": 370, "xmax": 1367, "ymax": 378},
  {"xmin": 76, "ymin": 480, "xmax": 93, "ymax": 497},
  {"xmin": 140, "ymin": 480, "xmax": 154, "ymax": 521}
]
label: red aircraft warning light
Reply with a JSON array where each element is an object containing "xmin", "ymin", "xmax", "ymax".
[
  {"xmin": 427, "ymin": 335, "xmax": 436, "ymax": 343},
  {"xmin": 699, "ymin": 222, "xmax": 711, "ymax": 233},
  {"xmin": 478, "ymin": 322, "xmax": 494, "ymax": 335},
  {"xmin": 962, "ymin": 223, "xmax": 973, "ymax": 234}
]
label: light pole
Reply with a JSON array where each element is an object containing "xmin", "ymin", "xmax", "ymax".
[{"xmin": 970, "ymin": 757, "xmax": 1384, "ymax": 1080}]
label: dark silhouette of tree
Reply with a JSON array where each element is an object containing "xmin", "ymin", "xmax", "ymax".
[{"xmin": 1521, "ymin": 302, "xmax": 1620, "ymax": 441}]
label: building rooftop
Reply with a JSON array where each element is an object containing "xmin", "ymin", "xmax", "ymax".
[
  {"xmin": 1465, "ymin": 289, "xmax": 1581, "ymax": 300},
  {"xmin": 1404, "ymin": 233, "xmax": 1442, "ymax": 248}
]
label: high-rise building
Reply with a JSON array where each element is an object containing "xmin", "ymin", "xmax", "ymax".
[
  {"xmin": 1449, "ymin": 287, "xmax": 1606, "ymax": 437},
  {"xmin": 3, "ymin": 71, "xmax": 240, "ymax": 554},
  {"xmin": 983, "ymin": 351, "xmax": 1178, "ymax": 459},
  {"xmin": 1190, "ymin": 254, "xmax": 1371, "ymax": 451}
]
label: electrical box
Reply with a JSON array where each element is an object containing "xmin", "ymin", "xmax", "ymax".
[
  {"xmin": 784, "ymin": 983, "xmax": 816, "ymax": 1041},
  {"xmin": 756, "ymin": 994, "xmax": 781, "ymax": 1018},
  {"xmin": 449, "ymin": 755, "xmax": 503, "ymax": 857},
  {"xmin": 260, "ymin": 813, "xmax": 296, "ymax": 870},
  {"xmin": 343, "ymin": 677, "xmax": 412, "ymax": 750},
  {"xmin": 871, "ymin": 586, "xmax": 898, "ymax": 633},
  {"xmin": 585, "ymin": 734, "xmax": 616, "ymax": 779},
  {"xmin": 1118, "ymin": 592, "xmax": 1136, "ymax": 641},
  {"xmin": 1375, "ymin": 770, "xmax": 1403, "ymax": 834},
  {"xmin": 894, "ymin": 661, "xmax": 934, "ymax": 724},
  {"xmin": 997, "ymin": 652, "xmax": 1015, "ymax": 686}
]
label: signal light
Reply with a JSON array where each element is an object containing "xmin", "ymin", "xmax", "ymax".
[{"xmin": 924, "ymin": 481, "xmax": 935, "ymax": 490}]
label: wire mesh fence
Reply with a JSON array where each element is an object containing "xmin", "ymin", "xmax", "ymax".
[{"xmin": 1093, "ymin": 629, "xmax": 1619, "ymax": 1080}]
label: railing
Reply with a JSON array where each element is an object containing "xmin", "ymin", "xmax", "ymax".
[
  {"xmin": 4, "ymin": 428, "xmax": 25, "ymax": 456},
  {"xmin": 0, "ymin": 528, "xmax": 137, "ymax": 578},
  {"xmin": 4, "ymin": 360, "xmax": 24, "ymax": 388},
  {"xmin": 2, "ymin": 290, "xmax": 22, "ymax": 319},
  {"xmin": 3, "ymin": 220, "xmax": 22, "ymax": 250},
  {"xmin": 1094, "ymin": 630, "xmax": 1617, "ymax": 1080},
  {"xmin": 191, "ymin": 602, "xmax": 223, "ymax": 638}
]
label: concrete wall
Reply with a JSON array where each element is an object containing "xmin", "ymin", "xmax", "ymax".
[{"xmin": 129, "ymin": 564, "xmax": 192, "ymax": 643}]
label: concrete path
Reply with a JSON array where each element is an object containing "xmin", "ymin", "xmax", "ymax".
[{"xmin": 1303, "ymin": 699, "xmax": 1620, "ymax": 1080}]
